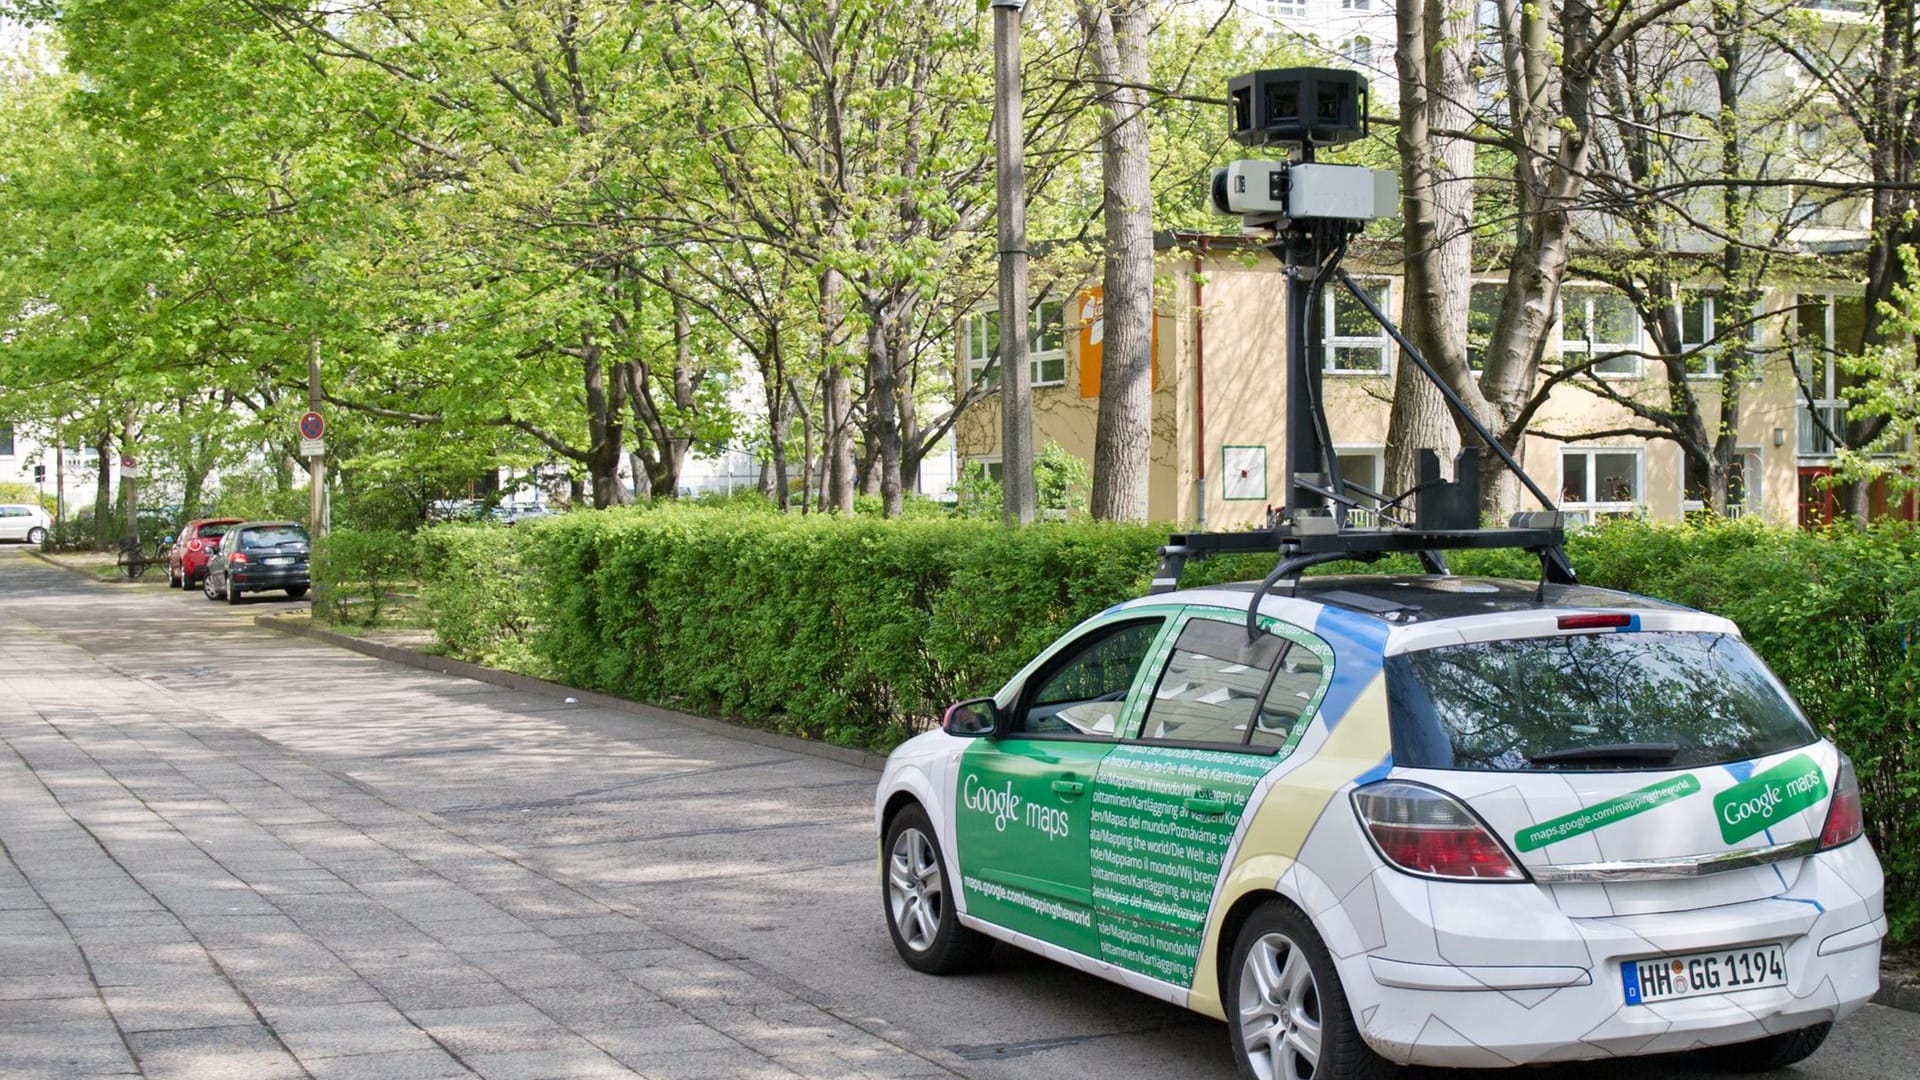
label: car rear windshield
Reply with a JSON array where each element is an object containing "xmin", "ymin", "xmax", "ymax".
[
  {"xmin": 1386, "ymin": 631, "xmax": 1816, "ymax": 771},
  {"xmin": 198, "ymin": 523, "xmax": 233, "ymax": 539},
  {"xmin": 242, "ymin": 526, "xmax": 309, "ymax": 548}
]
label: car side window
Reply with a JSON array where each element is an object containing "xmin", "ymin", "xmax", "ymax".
[
  {"xmin": 1140, "ymin": 618, "xmax": 1287, "ymax": 746},
  {"xmin": 1251, "ymin": 645, "xmax": 1325, "ymax": 748},
  {"xmin": 1016, "ymin": 619, "xmax": 1163, "ymax": 737}
]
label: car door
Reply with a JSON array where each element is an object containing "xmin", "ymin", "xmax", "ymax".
[
  {"xmin": 0, "ymin": 507, "xmax": 23, "ymax": 540},
  {"xmin": 1088, "ymin": 609, "xmax": 1336, "ymax": 988},
  {"xmin": 955, "ymin": 615, "xmax": 1170, "ymax": 957}
]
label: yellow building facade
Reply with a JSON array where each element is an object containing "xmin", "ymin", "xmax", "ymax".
[{"xmin": 955, "ymin": 235, "xmax": 1866, "ymax": 529}]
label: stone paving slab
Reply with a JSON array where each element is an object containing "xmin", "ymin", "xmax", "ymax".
[{"xmin": 0, "ymin": 557, "xmax": 968, "ymax": 1080}]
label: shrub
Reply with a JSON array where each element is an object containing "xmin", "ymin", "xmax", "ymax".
[
  {"xmin": 413, "ymin": 523, "xmax": 538, "ymax": 668},
  {"xmin": 311, "ymin": 529, "xmax": 414, "ymax": 624}
]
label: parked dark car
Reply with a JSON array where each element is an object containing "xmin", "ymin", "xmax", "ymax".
[
  {"xmin": 202, "ymin": 520, "xmax": 311, "ymax": 604},
  {"xmin": 167, "ymin": 517, "xmax": 243, "ymax": 589}
]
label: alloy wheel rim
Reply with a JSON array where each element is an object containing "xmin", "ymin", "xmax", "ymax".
[
  {"xmin": 1238, "ymin": 931, "xmax": 1323, "ymax": 1080},
  {"xmin": 887, "ymin": 827, "xmax": 944, "ymax": 953}
]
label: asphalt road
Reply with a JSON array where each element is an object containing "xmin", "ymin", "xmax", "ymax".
[{"xmin": 1, "ymin": 542, "xmax": 1915, "ymax": 1080}]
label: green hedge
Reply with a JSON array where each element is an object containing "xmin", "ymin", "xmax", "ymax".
[
  {"xmin": 310, "ymin": 528, "xmax": 414, "ymax": 624},
  {"xmin": 325, "ymin": 509, "xmax": 1917, "ymax": 940}
]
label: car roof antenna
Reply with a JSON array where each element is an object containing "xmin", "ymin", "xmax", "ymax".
[{"xmin": 1150, "ymin": 66, "xmax": 1577, "ymax": 637}]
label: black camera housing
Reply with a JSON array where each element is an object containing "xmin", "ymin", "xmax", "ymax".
[{"xmin": 1229, "ymin": 68, "xmax": 1369, "ymax": 150}]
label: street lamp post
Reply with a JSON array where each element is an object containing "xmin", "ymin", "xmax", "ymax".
[{"xmin": 992, "ymin": 0, "xmax": 1035, "ymax": 526}]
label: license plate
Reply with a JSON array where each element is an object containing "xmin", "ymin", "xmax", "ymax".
[
  {"xmin": 1622, "ymin": 944, "xmax": 1787, "ymax": 1005},
  {"xmin": 264, "ymin": 557, "xmax": 293, "ymax": 566}
]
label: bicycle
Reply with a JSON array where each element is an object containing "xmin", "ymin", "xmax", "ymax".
[{"xmin": 116, "ymin": 535, "xmax": 172, "ymax": 580}]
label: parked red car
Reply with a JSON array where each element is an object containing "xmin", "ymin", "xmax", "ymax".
[{"xmin": 167, "ymin": 518, "xmax": 243, "ymax": 589}]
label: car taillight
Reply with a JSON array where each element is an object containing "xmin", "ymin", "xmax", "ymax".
[
  {"xmin": 229, "ymin": 552, "xmax": 249, "ymax": 564},
  {"xmin": 1352, "ymin": 781, "xmax": 1527, "ymax": 881},
  {"xmin": 1819, "ymin": 756, "xmax": 1864, "ymax": 850},
  {"xmin": 188, "ymin": 539, "xmax": 202, "ymax": 552}
]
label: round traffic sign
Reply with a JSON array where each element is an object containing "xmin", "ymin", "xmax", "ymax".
[{"xmin": 299, "ymin": 411, "xmax": 325, "ymax": 440}]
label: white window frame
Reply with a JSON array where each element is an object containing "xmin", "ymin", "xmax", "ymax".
[
  {"xmin": 1559, "ymin": 446, "xmax": 1645, "ymax": 515},
  {"xmin": 965, "ymin": 455, "xmax": 1004, "ymax": 485},
  {"xmin": 1323, "ymin": 278, "xmax": 1392, "ymax": 375},
  {"xmin": 1680, "ymin": 448, "xmax": 1762, "ymax": 517},
  {"xmin": 962, "ymin": 302, "xmax": 1066, "ymax": 390},
  {"xmin": 1339, "ymin": 36, "xmax": 1373, "ymax": 68},
  {"xmin": 0, "ymin": 424, "xmax": 14, "ymax": 458},
  {"xmin": 1560, "ymin": 288, "xmax": 1642, "ymax": 377},
  {"xmin": 1342, "ymin": 0, "xmax": 1371, "ymax": 9},
  {"xmin": 1270, "ymin": 0, "xmax": 1308, "ymax": 16}
]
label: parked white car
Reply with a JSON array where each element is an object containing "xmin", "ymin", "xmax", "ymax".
[
  {"xmin": 876, "ymin": 576, "xmax": 1884, "ymax": 1077},
  {"xmin": 0, "ymin": 503, "xmax": 51, "ymax": 544}
]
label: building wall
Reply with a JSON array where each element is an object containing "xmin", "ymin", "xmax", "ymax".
[{"xmin": 955, "ymin": 244, "xmax": 1843, "ymax": 529}]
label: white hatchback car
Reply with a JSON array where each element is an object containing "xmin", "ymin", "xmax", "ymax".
[
  {"xmin": 0, "ymin": 503, "xmax": 52, "ymax": 545},
  {"xmin": 875, "ymin": 576, "xmax": 1884, "ymax": 1078}
]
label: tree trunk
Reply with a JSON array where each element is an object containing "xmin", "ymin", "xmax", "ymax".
[
  {"xmin": 1385, "ymin": 0, "xmax": 1470, "ymax": 503},
  {"xmin": 866, "ymin": 301, "xmax": 905, "ymax": 516},
  {"xmin": 1084, "ymin": 0, "xmax": 1154, "ymax": 522},
  {"xmin": 92, "ymin": 439, "xmax": 112, "ymax": 548},
  {"xmin": 579, "ymin": 336, "xmax": 629, "ymax": 509},
  {"xmin": 119, "ymin": 410, "xmax": 138, "ymax": 548}
]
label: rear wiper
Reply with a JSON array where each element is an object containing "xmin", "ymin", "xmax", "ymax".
[{"xmin": 1526, "ymin": 742, "xmax": 1679, "ymax": 766}]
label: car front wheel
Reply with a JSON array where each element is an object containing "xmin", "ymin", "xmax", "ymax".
[
  {"xmin": 882, "ymin": 804, "xmax": 992, "ymax": 975},
  {"xmin": 1228, "ymin": 902, "xmax": 1387, "ymax": 1080},
  {"xmin": 1693, "ymin": 1022, "xmax": 1832, "ymax": 1073}
]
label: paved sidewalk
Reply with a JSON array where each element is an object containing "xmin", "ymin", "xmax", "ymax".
[{"xmin": 0, "ymin": 561, "xmax": 957, "ymax": 1080}]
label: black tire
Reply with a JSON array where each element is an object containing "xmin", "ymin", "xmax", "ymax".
[
  {"xmin": 286, "ymin": 585, "xmax": 309, "ymax": 599},
  {"xmin": 881, "ymin": 804, "xmax": 992, "ymax": 975},
  {"xmin": 26, "ymin": 526, "xmax": 46, "ymax": 546},
  {"xmin": 203, "ymin": 572, "xmax": 222, "ymax": 601},
  {"xmin": 1226, "ymin": 901, "xmax": 1389, "ymax": 1080},
  {"xmin": 1693, "ymin": 1022, "xmax": 1832, "ymax": 1073},
  {"xmin": 226, "ymin": 576, "xmax": 242, "ymax": 605}
]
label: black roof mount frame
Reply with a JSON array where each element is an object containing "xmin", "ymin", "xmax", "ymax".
[{"xmin": 1160, "ymin": 123, "xmax": 1577, "ymax": 633}]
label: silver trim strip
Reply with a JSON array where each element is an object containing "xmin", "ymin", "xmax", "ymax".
[{"xmin": 1530, "ymin": 837, "xmax": 1818, "ymax": 883}]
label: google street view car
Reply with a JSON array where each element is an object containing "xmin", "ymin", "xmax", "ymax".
[
  {"xmin": 874, "ymin": 64, "xmax": 1884, "ymax": 1077},
  {"xmin": 875, "ymin": 577, "xmax": 1883, "ymax": 1075}
]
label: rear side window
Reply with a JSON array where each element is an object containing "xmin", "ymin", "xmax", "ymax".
[{"xmin": 1387, "ymin": 631, "xmax": 1816, "ymax": 771}]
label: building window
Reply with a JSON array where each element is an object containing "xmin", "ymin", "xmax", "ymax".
[
  {"xmin": 1270, "ymin": 0, "xmax": 1308, "ymax": 16},
  {"xmin": 0, "ymin": 424, "xmax": 13, "ymax": 458},
  {"xmin": 1560, "ymin": 447, "xmax": 1642, "ymax": 514},
  {"xmin": 1342, "ymin": 0, "xmax": 1371, "ymax": 8},
  {"xmin": 1794, "ymin": 292, "xmax": 1863, "ymax": 456},
  {"xmin": 962, "ymin": 301, "xmax": 1066, "ymax": 389},
  {"xmin": 1682, "ymin": 451, "xmax": 1760, "ymax": 517},
  {"xmin": 1335, "ymin": 447, "xmax": 1384, "ymax": 524},
  {"xmin": 1339, "ymin": 36, "xmax": 1373, "ymax": 67},
  {"xmin": 1560, "ymin": 288, "xmax": 1641, "ymax": 376},
  {"xmin": 1324, "ymin": 278, "xmax": 1391, "ymax": 374}
]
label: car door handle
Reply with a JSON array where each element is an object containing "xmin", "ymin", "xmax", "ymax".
[
  {"xmin": 1184, "ymin": 796, "xmax": 1229, "ymax": 815},
  {"xmin": 1050, "ymin": 779, "xmax": 1086, "ymax": 796}
]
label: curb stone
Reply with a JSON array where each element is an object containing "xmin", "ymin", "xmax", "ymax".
[{"xmin": 253, "ymin": 613, "xmax": 894, "ymax": 774}]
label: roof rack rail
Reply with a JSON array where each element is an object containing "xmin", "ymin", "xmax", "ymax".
[{"xmin": 1172, "ymin": 66, "xmax": 1578, "ymax": 638}]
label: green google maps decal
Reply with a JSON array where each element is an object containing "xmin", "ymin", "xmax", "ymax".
[{"xmin": 1514, "ymin": 773, "xmax": 1702, "ymax": 852}]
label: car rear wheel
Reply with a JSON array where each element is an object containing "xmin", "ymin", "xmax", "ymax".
[
  {"xmin": 882, "ymin": 804, "xmax": 992, "ymax": 974},
  {"xmin": 1694, "ymin": 1022, "xmax": 1832, "ymax": 1073},
  {"xmin": 1228, "ymin": 902, "xmax": 1388, "ymax": 1080},
  {"xmin": 286, "ymin": 585, "xmax": 309, "ymax": 599},
  {"xmin": 203, "ymin": 572, "xmax": 221, "ymax": 601},
  {"xmin": 26, "ymin": 526, "xmax": 47, "ymax": 545},
  {"xmin": 226, "ymin": 576, "xmax": 242, "ymax": 605}
]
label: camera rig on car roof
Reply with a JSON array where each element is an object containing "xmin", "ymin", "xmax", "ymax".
[{"xmin": 1156, "ymin": 67, "xmax": 1578, "ymax": 632}]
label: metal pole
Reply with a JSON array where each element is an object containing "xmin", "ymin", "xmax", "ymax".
[
  {"xmin": 309, "ymin": 338, "xmax": 325, "ymax": 537},
  {"xmin": 993, "ymin": 0, "xmax": 1034, "ymax": 526},
  {"xmin": 1282, "ymin": 229, "xmax": 1324, "ymax": 517}
]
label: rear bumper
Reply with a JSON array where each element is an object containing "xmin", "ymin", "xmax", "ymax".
[
  {"xmin": 231, "ymin": 566, "xmax": 310, "ymax": 592},
  {"xmin": 1332, "ymin": 840, "xmax": 1886, "ymax": 1066}
]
